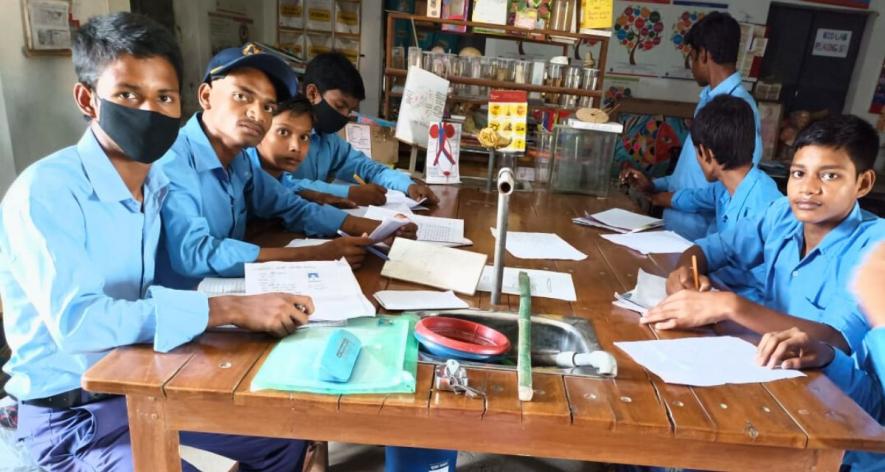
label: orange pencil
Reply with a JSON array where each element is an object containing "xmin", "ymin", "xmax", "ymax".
[
  {"xmin": 353, "ymin": 173, "xmax": 367, "ymax": 185},
  {"xmin": 691, "ymin": 255, "xmax": 700, "ymax": 291}
]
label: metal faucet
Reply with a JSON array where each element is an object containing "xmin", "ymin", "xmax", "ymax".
[{"xmin": 491, "ymin": 167, "xmax": 515, "ymax": 306}]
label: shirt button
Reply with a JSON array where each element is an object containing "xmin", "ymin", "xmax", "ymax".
[{"xmin": 792, "ymin": 271, "xmax": 799, "ymax": 278}]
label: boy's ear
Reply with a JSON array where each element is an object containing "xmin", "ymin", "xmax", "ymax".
[
  {"xmin": 197, "ymin": 82, "xmax": 212, "ymax": 111},
  {"xmin": 73, "ymin": 82, "xmax": 97, "ymax": 119},
  {"xmin": 305, "ymin": 83, "xmax": 322, "ymax": 105},
  {"xmin": 697, "ymin": 144, "xmax": 714, "ymax": 164},
  {"xmin": 856, "ymin": 169, "xmax": 876, "ymax": 199}
]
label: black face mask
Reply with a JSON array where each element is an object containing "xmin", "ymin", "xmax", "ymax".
[
  {"xmin": 312, "ymin": 98, "xmax": 350, "ymax": 134},
  {"xmin": 95, "ymin": 98, "xmax": 180, "ymax": 164}
]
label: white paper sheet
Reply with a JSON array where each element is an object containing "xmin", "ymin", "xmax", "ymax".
[
  {"xmin": 286, "ymin": 238, "xmax": 330, "ymax": 248},
  {"xmin": 381, "ymin": 238, "xmax": 487, "ymax": 295},
  {"xmin": 601, "ymin": 231, "xmax": 693, "ymax": 255},
  {"xmin": 244, "ymin": 260, "xmax": 376, "ymax": 322},
  {"xmin": 373, "ymin": 290, "xmax": 469, "ymax": 310},
  {"xmin": 197, "ymin": 277, "xmax": 245, "ymax": 296},
  {"xmin": 395, "ymin": 66, "xmax": 449, "ymax": 147},
  {"xmin": 476, "ymin": 266, "xmax": 577, "ymax": 301},
  {"xmin": 368, "ymin": 215, "xmax": 410, "ymax": 242},
  {"xmin": 576, "ymin": 208, "xmax": 663, "ymax": 233},
  {"xmin": 367, "ymin": 206, "xmax": 465, "ymax": 243},
  {"xmin": 491, "ymin": 228, "xmax": 587, "ymax": 261},
  {"xmin": 614, "ymin": 336, "xmax": 806, "ymax": 387},
  {"xmin": 386, "ymin": 189, "xmax": 427, "ymax": 209},
  {"xmin": 612, "ymin": 269, "xmax": 668, "ymax": 315}
]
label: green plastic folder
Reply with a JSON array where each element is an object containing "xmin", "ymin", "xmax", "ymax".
[{"xmin": 250, "ymin": 315, "xmax": 418, "ymax": 395}]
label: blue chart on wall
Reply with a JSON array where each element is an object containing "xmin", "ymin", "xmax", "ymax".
[{"xmin": 613, "ymin": 113, "xmax": 691, "ymax": 178}]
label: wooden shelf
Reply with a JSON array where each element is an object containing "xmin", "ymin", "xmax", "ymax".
[
  {"xmin": 385, "ymin": 68, "xmax": 602, "ymax": 97},
  {"xmin": 386, "ymin": 11, "xmax": 610, "ymax": 45},
  {"xmin": 387, "ymin": 91, "xmax": 588, "ymax": 112}
]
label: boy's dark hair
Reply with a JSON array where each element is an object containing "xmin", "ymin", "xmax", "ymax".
[
  {"xmin": 73, "ymin": 12, "xmax": 183, "ymax": 90},
  {"xmin": 685, "ymin": 12, "xmax": 740, "ymax": 65},
  {"xmin": 275, "ymin": 95, "xmax": 313, "ymax": 118},
  {"xmin": 793, "ymin": 114, "xmax": 880, "ymax": 174},
  {"xmin": 690, "ymin": 95, "xmax": 755, "ymax": 170},
  {"xmin": 302, "ymin": 52, "xmax": 365, "ymax": 100}
]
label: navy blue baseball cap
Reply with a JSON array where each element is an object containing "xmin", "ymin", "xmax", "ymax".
[{"xmin": 203, "ymin": 43, "xmax": 299, "ymax": 101}]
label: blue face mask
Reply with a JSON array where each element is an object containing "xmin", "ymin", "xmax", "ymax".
[{"xmin": 96, "ymin": 98, "xmax": 180, "ymax": 164}]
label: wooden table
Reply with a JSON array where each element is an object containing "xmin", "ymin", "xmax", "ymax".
[{"xmin": 83, "ymin": 187, "xmax": 885, "ymax": 471}]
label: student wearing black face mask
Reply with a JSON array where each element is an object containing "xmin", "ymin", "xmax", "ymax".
[
  {"xmin": 0, "ymin": 13, "xmax": 313, "ymax": 471},
  {"xmin": 278, "ymin": 52, "xmax": 440, "ymax": 207}
]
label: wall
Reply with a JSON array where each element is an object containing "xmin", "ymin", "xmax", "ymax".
[
  {"xmin": 0, "ymin": 0, "xmax": 130, "ymax": 175},
  {"xmin": 0, "ymin": 73, "xmax": 15, "ymax": 198},
  {"xmin": 481, "ymin": 0, "xmax": 883, "ymax": 121}
]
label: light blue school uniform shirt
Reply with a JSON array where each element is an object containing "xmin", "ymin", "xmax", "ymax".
[
  {"xmin": 822, "ymin": 328, "xmax": 885, "ymax": 470},
  {"xmin": 280, "ymin": 131, "xmax": 414, "ymax": 197},
  {"xmin": 652, "ymin": 72, "xmax": 763, "ymax": 241},
  {"xmin": 156, "ymin": 114, "xmax": 345, "ymax": 290},
  {"xmin": 697, "ymin": 197, "xmax": 884, "ymax": 356},
  {"xmin": 670, "ymin": 166, "xmax": 782, "ymax": 301},
  {"xmin": 0, "ymin": 130, "xmax": 209, "ymax": 401}
]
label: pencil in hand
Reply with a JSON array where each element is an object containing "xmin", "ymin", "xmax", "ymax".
[
  {"xmin": 691, "ymin": 255, "xmax": 700, "ymax": 291},
  {"xmin": 353, "ymin": 173, "xmax": 367, "ymax": 185}
]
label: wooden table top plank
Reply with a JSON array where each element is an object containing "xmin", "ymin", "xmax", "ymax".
[
  {"xmin": 429, "ymin": 368, "xmax": 486, "ymax": 419},
  {"xmin": 562, "ymin": 377, "xmax": 617, "ymax": 430},
  {"xmin": 523, "ymin": 373, "xmax": 572, "ymax": 425},
  {"xmin": 607, "ymin": 376, "xmax": 674, "ymax": 436},
  {"xmin": 379, "ymin": 363, "xmax": 434, "ymax": 417},
  {"xmin": 82, "ymin": 342, "xmax": 196, "ymax": 397},
  {"xmin": 164, "ymin": 332, "xmax": 268, "ymax": 401},
  {"xmin": 690, "ymin": 383, "xmax": 808, "ymax": 448},
  {"xmin": 652, "ymin": 383, "xmax": 718, "ymax": 442},
  {"xmin": 764, "ymin": 374, "xmax": 885, "ymax": 452},
  {"xmin": 480, "ymin": 369, "xmax": 523, "ymax": 424}
]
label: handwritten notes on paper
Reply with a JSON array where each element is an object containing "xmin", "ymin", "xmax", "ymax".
[
  {"xmin": 395, "ymin": 66, "xmax": 449, "ymax": 147},
  {"xmin": 381, "ymin": 238, "xmax": 487, "ymax": 295}
]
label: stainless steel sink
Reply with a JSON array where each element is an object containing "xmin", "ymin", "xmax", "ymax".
[{"xmin": 410, "ymin": 309, "xmax": 613, "ymax": 378}]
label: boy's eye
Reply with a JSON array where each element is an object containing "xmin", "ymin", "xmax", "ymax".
[
  {"xmin": 159, "ymin": 95, "xmax": 176, "ymax": 104},
  {"xmin": 264, "ymin": 104, "xmax": 277, "ymax": 113},
  {"xmin": 299, "ymin": 134, "xmax": 310, "ymax": 143},
  {"xmin": 118, "ymin": 91, "xmax": 138, "ymax": 100},
  {"xmin": 790, "ymin": 170, "xmax": 805, "ymax": 179},
  {"xmin": 821, "ymin": 172, "xmax": 839, "ymax": 182},
  {"xmin": 233, "ymin": 92, "xmax": 247, "ymax": 101},
  {"xmin": 277, "ymin": 128, "xmax": 290, "ymax": 137}
]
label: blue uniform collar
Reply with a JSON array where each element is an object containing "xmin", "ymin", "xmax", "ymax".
[
  {"xmin": 182, "ymin": 113, "xmax": 225, "ymax": 173},
  {"xmin": 721, "ymin": 166, "xmax": 763, "ymax": 212},
  {"xmin": 699, "ymin": 72, "xmax": 744, "ymax": 103},
  {"xmin": 76, "ymin": 128, "xmax": 169, "ymax": 205},
  {"xmin": 790, "ymin": 202, "xmax": 866, "ymax": 258}
]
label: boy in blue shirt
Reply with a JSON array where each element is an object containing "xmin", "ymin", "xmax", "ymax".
[
  {"xmin": 648, "ymin": 95, "xmax": 781, "ymax": 301},
  {"xmin": 620, "ymin": 12, "xmax": 763, "ymax": 241},
  {"xmin": 0, "ymin": 13, "xmax": 313, "ymax": 470},
  {"xmin": 755, "ymin": 242, "xmax": 885, "ymax": 471},
  {"xmin": 283, "ymin": 52, "xmax": 439, "ymax": 206},
  {"xmin": 644, "ymin": 115, "xmax": 883, "ymax": 359},
  {"xmin": 158, "ymin": 46, "xmax": 413, "ymax": 290}
]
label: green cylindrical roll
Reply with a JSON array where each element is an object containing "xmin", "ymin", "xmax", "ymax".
[{"xmin": 517, "ymin": 271, "xmax": 533, "ymax": 401}]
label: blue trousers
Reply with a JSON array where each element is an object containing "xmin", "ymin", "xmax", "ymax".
[{"xmin": 16, "ymin": 397, "xmax": 305, "ymax": 471}]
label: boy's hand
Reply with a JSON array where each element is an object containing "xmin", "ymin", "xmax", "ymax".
[
  {"xmin": 408, "ymin": 183, "xmax": 440, "ymax": 206},
  {"xmin": 393, "ymin": 222, "xmax": 418, "ymax": 241},
  {"xmin": 641, "ymin": 290, "xmax": 731, "ymax": 330},
  {"xmin": 209, "ymin": 293, "xmax": 314, "ymax": 337},
  {"xmin": 649, "ymin": 191, "xmax": 673, "ymax": 208},
  {"xmin": 853, "ymin": 242, "xmax": 885, "ymax": 327},
  {"xmin": 348, "ymin": 183, "xmax": 387, "ymax": 206},
  {"xmin": 299, "ymin": 190, "xmax": 358, "ymax": 209},
  {"xmin": 756, "ymin": 327, "xmax": 835, "ymax": 370},
  {"xmin": 619, "ymin": 168, "xmax": 653, "ymax": 194},
  {"xmin": 320, "ymin": 236, "xmax": 371, "ymax": 268},
  {"xmin": 666, "ymin": 266, "xmax": 712, "ymax": 294}
]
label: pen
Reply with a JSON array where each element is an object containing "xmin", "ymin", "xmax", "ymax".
[
  {"xmin": 353, "ymin": 173, "xmax": 367, "ymax": 185},
  {"xmin": 691, "ymin": 255, "xmax": 700, "ymax": 291},
  {"xmin": 336, "ymin": 230, "xmax": 390, "ymax": 261}
]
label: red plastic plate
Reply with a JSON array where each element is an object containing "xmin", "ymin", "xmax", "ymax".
[{"xmin": 415, "ymin": 317, "xmax": 511, "ymax": 356}]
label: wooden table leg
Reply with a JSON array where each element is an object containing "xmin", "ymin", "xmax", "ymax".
[
  {"xmin": 813, "ymin": 449, "xmax": 845, "ymax": 472},
  {"xmin": 127, "ymin": 395, "xmax": 182, "ymax": 472}
]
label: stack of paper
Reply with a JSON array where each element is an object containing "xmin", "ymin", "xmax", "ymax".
[
  {"xmin": 244, "ymin": 259, "xmax": 376, "ymax": 322},
  {"xmin": 381, "ymin": 238, "xmax": 487, "ymax": 295},
  {"xmin": 366, "ymin": 206, "xmax": 470, "ymax": 246},
  {"xmin": 373, "ymin": 290, "xmax": 469, "ymax": 310},
  {"xmin": 476, "ymin": 266, "xmax": 577, "ymax": 301},
  {"xmin": 612, "ymin": 269, "xmax": 668, "ymax": 315},
  {"xmin": 614, "ymin": 336, "xmax": 806, "ymax": 387},
  {"xmin": 601, "ymin": 231, "xmax": 693, "ymax": 255},
  {"xmin": 573, "ymin": 208, "xmax": 663, "ymax": 234},
  {"xmin": 368, "ymin": 215, "xmax": 410, "ymax": 242},
  {"xmin": 491, "ymin": 228, "xmax": 587, "ymax": 261},
  {"xmin": 197, "ymin": 277, "xmax": 245, "ymax": 297},
  {"xmin": 385, "ymin": 189, "xmax": 428, "ymax": 211},
  {"xmin": 286, "ymin": 238, "xmax": 330, "ymax": 248}
]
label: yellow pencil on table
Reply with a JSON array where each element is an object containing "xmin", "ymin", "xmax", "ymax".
[
  {"xmin": 353, "ymin": 173, "xmax": 367, "ymax": 185},
  {"xmin": 691, "ymin": 255, "xmax": 700, "ymax": 291}
]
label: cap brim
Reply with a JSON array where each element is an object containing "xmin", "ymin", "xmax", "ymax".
[{"xmin": 204, "ymin": 54, "xmax": 297, "ymax": 101}]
